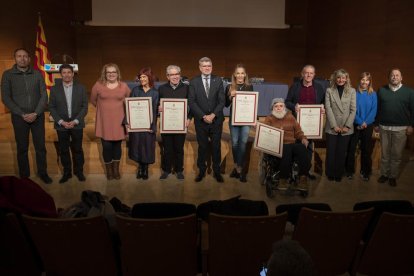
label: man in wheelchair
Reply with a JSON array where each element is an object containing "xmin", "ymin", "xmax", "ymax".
[{"xmin": 263, "ymin": 98, "xmax": 311, "ymax": 191}]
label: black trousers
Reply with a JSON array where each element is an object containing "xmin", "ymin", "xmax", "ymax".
[
  {"xmin": 345, "ymin": 124, "xmax": 374, "ymax": 175},
  {"xmin": 278, "ymin": 143, "xmax": 311, "ymax": 178},
  {"xmin": 325, "ymin": 133, "xmax": 351, "ymax": 178},
  {"xmin": 11, "ymin": 113, "xmax": 47, "ymax": 177},
  {"xmin": 161, "ymin": 133, "xmax": 186, "ymax": 173},
  {"xmin": 57, "ymin": 129, "xmax": 84, "ymax": 175},
  {"xmin": 194, "ymin": 119, "xmax": 223, "ymax": 175},
  {"xmin": 101, "ymin": 139, "xmax": 122, "ymax": 163}
]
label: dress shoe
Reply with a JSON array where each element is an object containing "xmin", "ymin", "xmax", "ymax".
[
  {"xmin": 39, "ymin": 173, "xmax": 53, "ymax": 184},
  {"xmin": 377, "ymin": 175, "xmax": 389, "ymax": 183},
  {"xmin": 327, "ymin": 176, "xmax": 335, "ymax": 181},
  {"xmin": 176, "ymin": 172, "xmax": 185, "ymax": 180},
  {"xmin": 159, "ymin": 171, "xmax": 169, "ymax": 180},
  {"xmin": 75, "ymin": 172, "xmax": 86, "ymax": 182},
  {"xmin": 214, "ymin": 173, "xmax": 224, "ymax": 183},
  {"xmin": 195, "ymin": 173, "xmax": 205, "ymax": 182},
  {"xmin": 59, "ymin": 173, "xmax": 72, "ymax": 184},
  {"xmin": 389, "ymin": 178, "xmax": 397, "ymax": 187},
  {"xmin": 229, "ymin": 168, "xmax": 240, "ymax": 178},
  {"xmin": 142, "ymin": 165, "xmax": 149, "ymax": 180},
  {"xmin": 239, "ymin": 173, "xmax": 247, "ymax": 183},
  {"xmin": 361, "ymin": 173, "xmax": 369, "ymax": 182},
  {"xmin": 335, "ymin": 177, "xmax": 342, "ymax": 182}
]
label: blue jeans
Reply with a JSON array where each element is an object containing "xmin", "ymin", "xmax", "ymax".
[{"xmin": 229, "ymin": 124, "xmax": 250, "ymax": 168}]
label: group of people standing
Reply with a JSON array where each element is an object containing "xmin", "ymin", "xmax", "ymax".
[{"xmin": 2, "ymin": 48, "xmax": 413, "ymax": 188}]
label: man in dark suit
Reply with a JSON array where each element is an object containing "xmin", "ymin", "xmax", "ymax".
[
  {"xmin": 49, "ymin": 64, "xmax": 88, "ymax": 183},
  {"xmin": 189, "ymin": 57, "xmax": 225, "ymax": 182}
]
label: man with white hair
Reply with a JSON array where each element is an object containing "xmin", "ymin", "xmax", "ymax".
[{"xmin": 263, "ymin": 98, "xmax": 311, "ymax": 191}]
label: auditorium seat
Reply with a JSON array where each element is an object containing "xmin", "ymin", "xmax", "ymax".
[
  {"xmin": 353, "ymin": 212, "xmax": 414, "ymax": 276},
  {"xmin": 22, "ymin": 215, "xmax": 118, "ymax": 276},
  {"xmin": 292, "ymin": 208, "xmax": 373, "ymax": 276},
  {"xmin": 131, "ymin": 202, "xmax": 196, "ymax": 218},
  {"xmin": 0, "ymin": 212, "xmax": 42, "ymax": 276},
  {"xmin": 275, "ymin": 202, "xmax": 332, "ymax": 225},
  {"xmin": 353, "ymin": 199, "xmax": 414, "ymax": 241},
  {"xmin": 116, "ymin": 214, "xmax": 198, "ymax": 276},
  {"xmin": 206, "ymin": 212, "xmax": 287, "ymax": 276}
]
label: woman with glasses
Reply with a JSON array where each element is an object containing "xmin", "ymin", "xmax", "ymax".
[
  {"xmin": 127, "ymin": 67, "xmax": 159, "ymax": 180},
  {"xmin": 225, "ymin": 64, "xmax": 253, "ymax": 182},
  {"xmin": 90, "ymin": 63, "xmax": 130, "ymax": 180}
]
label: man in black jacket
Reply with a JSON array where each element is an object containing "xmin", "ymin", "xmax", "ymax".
[
  {"xmin": 285, "ymin": 65, "xmax": 326, "ymax": 180},
  {"xmin": 189, "ymin": 57, "xmax": 225, "ymax": 182},
  {"xmin": 1, "ymin": 48, "xmax": 52, "ymax": 184},
  {"xmin": 49, "ymin": 64, "xmax": 88, "ymax": 183},
  {"xmin": 158, "ymin": 65, "xmax": 192, "ymax": 180}
]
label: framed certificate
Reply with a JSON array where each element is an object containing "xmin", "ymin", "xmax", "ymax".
[
  {"xmin": 253, "ymin": 122, "xmax": 284, "ymax": 157},
  {"xmin": 231, "ymin": 91, "xmax": 259, "ymax": 126},
  {"xmin": 160, "ymin": 98, "xmax": 187, "ymax": 134},
  {"xmin": 297, "ymin": 104, "xmax": 324, "ymax": 139},
  {"xmin": 125, "ymin": 97, "xmax": 153, "ymax": 132}
]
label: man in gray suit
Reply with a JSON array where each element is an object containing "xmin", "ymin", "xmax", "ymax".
[
  {"xmin": 189, "ymin": 57, "xmax": 225, "ymax": 182},
  {"xmin": 49, "ymin": 64, "xmax": 88, "ymax": 183}
]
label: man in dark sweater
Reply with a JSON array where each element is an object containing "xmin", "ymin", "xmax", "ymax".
[
  {"xmin": 1, "ymin": 48, "xmax": 52, "ymax": 184},
  {"xmin": 285, "ymin": 65, "xmax": 326, "ymax": 180},
  {"xmin": 375, "ymin": 68, "xmax": 414, "ymax": 186},
  {"xmin": 158, "ymin": 65, "xmax": 192, "ymax": 180}
]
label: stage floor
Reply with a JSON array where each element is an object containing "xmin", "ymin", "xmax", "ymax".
[{"xmin": 1, "ymin": 104, "xmax": 414, "ymax": 212}]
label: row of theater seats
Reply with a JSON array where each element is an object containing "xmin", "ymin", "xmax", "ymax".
[{"xmin": 1, "ymin": 200, "xmax": 413, "ymax": 276}]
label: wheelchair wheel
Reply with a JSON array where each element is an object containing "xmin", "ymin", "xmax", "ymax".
[{"xmin": 265, "ymin": 178, "xmax": 275, "ymax": 198}]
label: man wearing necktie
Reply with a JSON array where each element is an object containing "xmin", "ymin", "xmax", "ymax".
[{"xmin": 189, "ymin": 57, "xmax": 225, "ymax": 182}]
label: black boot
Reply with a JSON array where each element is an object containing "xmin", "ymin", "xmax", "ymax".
[
  {"xmin": 142, "ymin": 164, "xmax": 149, "ymax": 180},
  {"xmin": 136, "ymin": 163, "xmax": 143, "ymax": 179}
]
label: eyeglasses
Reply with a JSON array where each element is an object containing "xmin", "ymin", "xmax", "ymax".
[
  {"xmin": 106, "ymin": 71, "xmax": 118, "ymax": 74},
  {"xmin": 168, "ymin": 73, "xmax": 181, "ymax": 77}
]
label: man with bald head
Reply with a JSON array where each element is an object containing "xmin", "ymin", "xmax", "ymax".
[
  {"xmin": 285, "ymin": 65, "xmax": 326, "ymax": 179},
  {"xmin": 375, "ymin": 68, "xmax": 414, "ymax": 187},
  {"xmin": 1, "ymin": 48, "xmax": 52, "ymax": 184}
]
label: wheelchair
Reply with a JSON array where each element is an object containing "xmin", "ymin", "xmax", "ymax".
[{"xmin": 258, "ymin": 152, "xmax": 308, "ymax": 198}]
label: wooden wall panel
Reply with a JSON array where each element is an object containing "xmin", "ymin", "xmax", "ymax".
[
  {"xmin": 1, "ymin": 0, "xmax": 413, "ymax": 96},
  {"xmin": 306, "ymin": 0, "xmax": 414, "ymax": 88},
  {"xmin": 75, "ymin": 26, "xmax": 306, "ymax": 90}
]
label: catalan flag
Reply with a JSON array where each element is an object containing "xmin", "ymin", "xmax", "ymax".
[{"xmin": 34, "ymin": 14, "xmax": 54, "ymax": 95}]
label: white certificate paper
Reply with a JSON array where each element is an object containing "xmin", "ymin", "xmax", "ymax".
[
  {"xmin": 125, "ymin": 97, "xmax": 153, "ymax": 132},
  {"xmin": 297, "ymin": 104, "xmax": 324, "ymax": 139},
  {"xmin": 253, "ymin": 122, "xmax": 284, "ymax": 157},
  {"xmin": 231, "ymin": 91, "xmax": 259, "ymax": 126},
  {"xmin": 160, "ymin": 98, "xmax": 187, "ymax": 134}
]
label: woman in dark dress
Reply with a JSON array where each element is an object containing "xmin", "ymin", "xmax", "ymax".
[{"xmin": 128, "ymin": 68, "xmax": 159, "ymax": 180}]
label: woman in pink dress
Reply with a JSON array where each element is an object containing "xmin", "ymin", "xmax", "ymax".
[{"xmin": 90, "ymin": 63, "xmax": 130, "ymax": 180}]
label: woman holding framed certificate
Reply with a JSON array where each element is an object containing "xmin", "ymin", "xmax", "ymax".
[
  {"xmin": 90, "ymin": 63, "xmax": 131, "ymax": 180},
  {"xmin": 225, "ymin": 64, "xmax": 253, "ymax": 182},
  {"xmin": 127, "ymin": 67, "xmax": 159, "ymax": 180}
]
